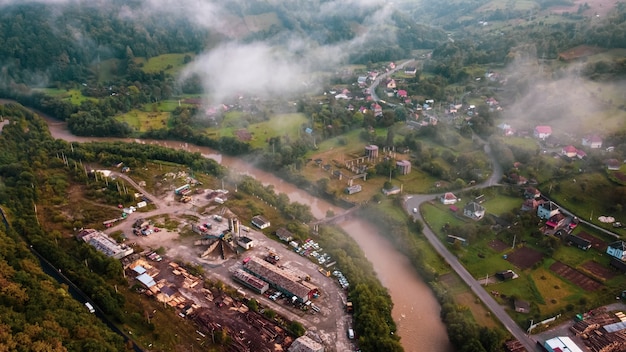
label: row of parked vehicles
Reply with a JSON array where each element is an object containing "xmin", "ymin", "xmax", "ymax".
[{"xmin": 333, "ymin": 270, "xmax": 350, "ymax": 290}]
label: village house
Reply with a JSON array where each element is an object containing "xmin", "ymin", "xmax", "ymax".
[
  {"xmin": 497, "ymin": 270, "xmax": 518, "ymax": 281},
  {"xmin": 385, "ymin": 79, "xmax": 397, "ymax": 89},
  {"xmin": 508, "ymin": 173, "xmax": 528, "ymax": 186},
  {"xmin": 561, "ymin": 145, "xmax": 578, "ymax": 158},
  {"xmin": 357, "ymin": 76, "xmax": 367, "ymax": 86},
  {"xmin": 607, "ymin": 241, "xmax": 626, "ymax": 261},
  {"xmin": 251, "ymin": 215, "xmax": 271, "ymax": 230},
  {"xmin": 397, "ymin": 89, "xmax": 408, "ymax": 98},
  {"xmin": 533, "ymin": 125, "xmax": 552, "ymax": 140},
  {"xmin": 372, "ymin": 103, "xmax": 383, "ymax": 117},
  {"xmin": 275, "ymin": 228, "xmax": 294, "ymax": 242},
  {"xmin": 404, "ymin": 66, "xmax": 417, "ymax": 75},
  {"xmin": 524, "ymin": 187, "xmax": 541, "ymax": 199},
  {"xmin": 440, "ymin": 192, "xmax": 459, "ymax": 205},
  {"xmin": 546, "ymin": 213, "xmax": 566, "ymax": 229},
  {"xmin": 538, "ymin": 201, "xmax": 560, "ymax": 220},
  {"xmin": 521, "ymin": 198, "xmax": 540, "ymax": 212},
  {"xmin": 463, "ymin": 202, "xmax": 485, "ymax": 220},
  {"xmin": 497, "ymin": 123, "xmax": 514, "ymax": 136},
  {"xmin": 606, "ymin": 159, "xmax": 621, "ymax": 171},
  {"xmin": 514, "ymin": 299, "xmax": 530, "ymax": 314},
  {"xmin": 582, "ymin": 134, "xmax": 603, "ymax": 149},
  {"xmin": 565, "ymin": 234, "xmax": 591, "ymax": 251}
]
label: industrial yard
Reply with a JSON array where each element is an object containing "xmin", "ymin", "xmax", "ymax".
[{"xmin": 97, "ymin": 172, "xmax": 354, "ymax": 352}]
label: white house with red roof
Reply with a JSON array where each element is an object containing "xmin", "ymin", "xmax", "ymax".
[
  {"xmin": 385, "ymin": 79, "xmax": 397, "ymax": 89},
  {"xmin": 397, "ymin": 90, "xmax": 408, "ymax": 98},
  {"xmin": 561, "ymin": 145, "xmax": 578, "ymax": 158},
  {"xmin": 533, "ymin": 125, "xmax": 552, "ymax": 140},
  {"xmin": 582, "ymin": 134, "xmax": 603, "ymax": 149},
  {"xmin": 440, "ymin": 192, "xmax": 459, "ymax": 205}
]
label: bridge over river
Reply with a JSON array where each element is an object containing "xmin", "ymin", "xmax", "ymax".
[{"xmin": 309, "ymin": 205, "xmax": 362, "ymax": 230}]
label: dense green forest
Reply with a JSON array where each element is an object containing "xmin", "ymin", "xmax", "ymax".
[{"xmin": 0, "ymin": 103, "xmax": 127, "ymax": 351}]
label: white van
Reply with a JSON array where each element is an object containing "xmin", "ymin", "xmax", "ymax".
[
  {"xmin": 85, "ymin": 302, "xmax": 95, "ymax": 313},
  {"xmin": 347, "ymin": 328, "xmax": 355, "ymax": 339}
]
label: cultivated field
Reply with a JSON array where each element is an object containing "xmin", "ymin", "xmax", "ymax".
[
  {"xmin": 550, "ymin": 261, "xmax": 602, "ymax": 291},
  {"xmin": 581, "ymin": 260, "xmax": 616, "ymax": 281},
  {"xmin": 507, "ymin": 247, "xmax": 544, "ymax": 270}
]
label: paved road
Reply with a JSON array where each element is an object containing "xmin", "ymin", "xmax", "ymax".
[
  {"xmin": 369, "ymin": 59, "xmax": 415, "ymax": 103},
  {"xmin": 404, "ymin": 137, "xmax": 541, "ymax": 352}
]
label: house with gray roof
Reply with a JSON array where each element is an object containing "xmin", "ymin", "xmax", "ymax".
[{"xmin": 463, "ymin": 202, "xmax": 485, "ymax": 220}]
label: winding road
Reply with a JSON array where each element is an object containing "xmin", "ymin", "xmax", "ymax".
[
  {"xmin": 404, "ymin": 137, "xmax": 541, "ymax": 351},
  {"xmin": 369, "ymin": 59, "xmax": 415, "ymax": 103}
]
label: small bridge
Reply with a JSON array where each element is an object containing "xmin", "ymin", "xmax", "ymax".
[{"xmin": 310, "ymin": 206, "xmax": 361, "ymax": 231}]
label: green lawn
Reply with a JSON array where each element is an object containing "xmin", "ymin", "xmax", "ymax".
[
  {"xmin": 35, "ymin": 88, "xmax": 98, "ymax": 105},
  {"xmin": 421, "ymin": 202, "xmax": 469, "ymax": 236},
  {"xmin": 208, "ymin": 112, "xmax": 308, "ymax": 149},
  {"xmin": 134, "ymin": 53, "xmax": 194, "ymax": 75},
  {"xmin": 115, "ymin": 109, "xmax": 170, "ymax": 132},
  {"xmin": 481, "ymin": 194, "xmax": 522, "ymax": 216}
]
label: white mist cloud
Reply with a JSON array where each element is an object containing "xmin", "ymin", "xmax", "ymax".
[
  {"xmin": 181, "ymin": 42, "xmax": 310, "ymax": 103},
  {"xmin": 0, "ymin": 0, "xmax": 401, "ymax": 104},
  {"xmin": 500, "ymin": 57, "xmax": 625, "ymax": 135}
]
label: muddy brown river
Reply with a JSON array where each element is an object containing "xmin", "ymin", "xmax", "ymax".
[{"xmin": 39, "ymin": 113, "xmax": 452, "ymax": 351}]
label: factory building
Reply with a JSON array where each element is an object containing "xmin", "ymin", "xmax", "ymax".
[{"xmin": 244, "ymin": 257, "xmax": 318, "ymax": 303}]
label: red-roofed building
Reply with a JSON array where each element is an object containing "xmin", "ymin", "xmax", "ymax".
[
  {"xmin": 534, "ymin": 125, "xmax": 552, "ymax": 140},
  {"xmin": 397, "ymin": 90, "xmax": 408, "ymax": 98},
  {"xmin": 440, "ymin": 192, "xmax": 458, "ymax": 205},
  {"xmin": 546, "ymin": 213, "xmax": 566, "ymax": 229},
  {"xmin": 561, "ymin": 145, "xmax": 578, "ymax": 158}
]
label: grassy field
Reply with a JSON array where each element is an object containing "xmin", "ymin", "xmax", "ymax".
[
  {"xmin": 481, "ymin": 194, "xmax": 524, "ymax": 216},
  {"xmin": 36, "ymin": 88, "xmax": 97, "ymax": 105},
  {"xmin": 134, "ymin": 53, "xmax": 194, "ymax": 75},
  {"xmin": 208, "ymin": 112, "xmax": 308, "ymax": 149},
  {"xmin": 115, "ymin": 109, "xmax": 170, "ymax": 132}
]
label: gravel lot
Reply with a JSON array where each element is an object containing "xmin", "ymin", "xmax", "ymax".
[{"xmin": 106, "ymin": 185, "xmax": 355, "ymax": 351}]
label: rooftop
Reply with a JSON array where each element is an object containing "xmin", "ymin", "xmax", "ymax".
[{"xmin": 244, "ymin": 257, "xmax": 315, "ymax": 301}]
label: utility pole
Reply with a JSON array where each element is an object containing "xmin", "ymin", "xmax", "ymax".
[{"xmin": 512, "ymin": 234, "xmax": 517, "ymax": 249}]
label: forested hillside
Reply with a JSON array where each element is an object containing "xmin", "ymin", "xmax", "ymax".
[{"xmin": 0, "ymin": 104, "xmax": 126, "ymax": 351}]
